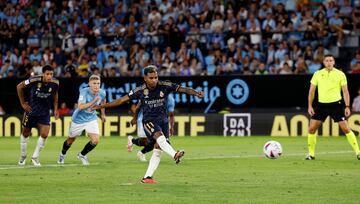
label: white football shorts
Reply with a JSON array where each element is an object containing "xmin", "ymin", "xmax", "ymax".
[{"xmin": 69, "ymin": 120, "xmax": 99, "ymax": 138}]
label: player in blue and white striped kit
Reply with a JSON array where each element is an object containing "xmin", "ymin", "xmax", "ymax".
[
  {"xmin": 57, "ymin": 75, "xmax": 106, "ymax": 165},
  {"xmin": 128, "ymin": 94, "xmax": 175, "ymax": 162}
]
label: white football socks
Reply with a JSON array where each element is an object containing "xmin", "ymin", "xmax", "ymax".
[
  {"xmin": 156, "ymin": 135, "xmax": 176, "ymax": 158},
  {"xmin": 20, "ymin": 134, "xmax": 29, "ymax": 157},
  {"xmin": 32, "ymin": 137, "xmax": 46, "ymax": 159},
  {"xmin": 144, "ymin": 149, "xmax": 162, "ymax": 178}
]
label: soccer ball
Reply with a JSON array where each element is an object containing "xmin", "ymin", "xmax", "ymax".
[{"xmin": 263, "ymin": 141, "xmax": 282, "ymax": 159}]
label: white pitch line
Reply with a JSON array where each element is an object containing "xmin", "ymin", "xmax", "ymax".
[
  {"xmin": 118, "ymin": 183, "xmax": 134, "ymax": 186},
  {"xmin": 0, "ymin": 151, "xmax": 355, "ymax": 170},
  {"xmin": 186, "ymin": 150, "xmax": 354, "ymax": 160},
  {"xmin": 0, "ymin": 163, "xmax": 100, "ymax": 170}
]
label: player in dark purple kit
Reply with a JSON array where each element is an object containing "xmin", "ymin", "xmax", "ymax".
[
  {"xmin": 17, "ymin": 65, "xmax": 59, "ymax": 166},
  {"xmin": 93, "ymin": 65, "xmax": 204, "ymax": 184}
]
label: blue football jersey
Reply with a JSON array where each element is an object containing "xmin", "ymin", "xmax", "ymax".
[
  {"xmin": 23, "ymin": 76, "xmax": 59, "ymax": 116},
  {"xmin": 138, "ymin": 94, "xmax": 175, "ymax": 124},
  {"xmin": 72, "ymin": 87, "xmax": 106, "ymax": 124},
  {"xmin": 129, "ymin": 81, "xmax": 179, "ymax": 123}
]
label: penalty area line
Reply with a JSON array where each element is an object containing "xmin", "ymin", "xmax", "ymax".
[{"xmin": 0, "ymin": 163, "xmax": 101, "ymax": 170}]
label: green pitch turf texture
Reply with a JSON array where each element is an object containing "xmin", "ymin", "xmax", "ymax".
[{"xmin": 1, "ymin": 136, "xmax": 360, "ymax": 204}]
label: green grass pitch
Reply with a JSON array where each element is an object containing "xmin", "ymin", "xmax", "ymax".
[{"xmin": 1, "ymin": 136, "xmax": 360, "ymax": 204}]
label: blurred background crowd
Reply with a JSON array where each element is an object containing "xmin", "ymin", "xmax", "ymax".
[{"xmin": 0, "ymin": 0, "xmax": 359, "ymax": 79}]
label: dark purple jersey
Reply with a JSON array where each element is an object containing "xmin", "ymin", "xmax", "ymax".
[
  {"xmin": 128, "ymin": 81, "xmax": 179, "ymax": 123},
  {"xmin": 23, "ymin": 76, "xmax": 59, "ymax": 116}
]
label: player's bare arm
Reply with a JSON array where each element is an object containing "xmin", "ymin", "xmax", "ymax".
[
  {"xmin": 93, "ymin": 95, "xmax": 130, "ymax": 110},
  {"xmin": 16, "ymin": 81, "xmax": 32, "ymax": 113},
  {"xmin": 308, "ymin": 84, "xmax": 316, "ymax": 116},
  {"xmin": 78, "ymin": 96, "xmax": 101, "ymax": 110},
  {"xmin": 169, "ymin": 111, "xmax": 174, "ymax": 136},
  {"xmin": 100, "ymin": 99, "xmax": 106, "ymax": 122},
  {"xmin": 177, "ymin": 87, "xmax": 204, "ymax": 97},
  {"xmin": 53, "ymin": 91, "xmax": 59, "ymax": 119},
  {"xmin": 131, "ymin": 102, "xmax": 141, "ymax": 126},
  {"xmin": 342, "ymin": 85, "xmax": 351, "ymax": 117}
]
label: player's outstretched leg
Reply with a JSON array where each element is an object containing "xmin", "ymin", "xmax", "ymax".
[
  {"xmin": 18, "ymin": 134, "xmax": 29, "ymax": 165},
  {"xmin": 155, "ymin": 134, "xmax": 176, "ymax": 156},
  {"xmin": 141, "ymin": 149, "xmax": 162, "ymax": 184},
  {"xmin": 155, "ymin": 133, "xmax": 184, "ymax": 164},
  {"xmin": 174, "ymin": 150, "xmax": 185, "ymax": 164}
]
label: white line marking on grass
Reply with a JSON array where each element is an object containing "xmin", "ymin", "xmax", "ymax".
[
  {"xmin": 187, "ymin": 151, "xmax": 353, "ymax": 160},
  {"xmin": 0, "ymin": 163, "xmax": 100, "ymax": 170},
  {"xmin": 119, "ymin": 183, "xmax": 134, "ymax": 186}
]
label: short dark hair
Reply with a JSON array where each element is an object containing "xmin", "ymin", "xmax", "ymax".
[
  {"xmin": 42, "ymin": 64, "xmax": 54, "ymax": 73},
  {"xmin": 324, "ymin": 54, "xmax": 334, "ymax": 59},
  {"xmin": 144, "ymin": 65, "xmax": 158, "ymax": 75}
]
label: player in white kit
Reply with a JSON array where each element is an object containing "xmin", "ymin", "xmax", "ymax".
[{"xmin": 57, "ymin": 75, "xmax": 106, "ymax": 165}]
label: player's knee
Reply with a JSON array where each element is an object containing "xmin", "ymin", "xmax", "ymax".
[
  {"xmin": 90, "ymin": 136, "xmax": 100, "ymax": 145},
  {"xmin": 153, "ymin": 148, "xmax": 162, "ymax": 156},
  {"xmin": 153, "ymin": 131, "xmax": 163, "ymax": 139},
  {"xmin": 92, "ymin": 139, "xmax": 99, "ymax": 145},
  {"xmin": 308, "ymin": 126, "xmax": 317, "ymax": 134},
  {"xmin": 67, "ymin": 137, "xmax": 75, "ymax": 145},
  {"xmin": 39, "ymin": 134, "xmax": 48, "ymax": 139},
  {"xmin": 308, "ymin": 129, "xmax": 316, "ymax": 134},
  {"xmin": 154, "ymin": 143, "xmax": 160, "ymax": 149},
  {"xmin": 39, "ymin": 130, "xmax": 50, "ymax": 138},
  {"xmin": 22, "ymin": 129, "xmax": 31, "ymax": 137},
  {"xmin": 140, "ymin": 138, "xmax": 148, "ymax": 146},
  {"xmin": 341, "ymin": 126, "xmax": 351, "ymax": 134}
]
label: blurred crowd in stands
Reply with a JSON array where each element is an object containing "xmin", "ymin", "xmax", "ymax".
[{"xmin": 0, "ymin": 0, "xmax": 359, "ymax": 78}]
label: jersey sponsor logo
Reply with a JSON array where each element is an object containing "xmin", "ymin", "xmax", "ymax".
[
  {"xmin": 36, "ymin": 92, "xmax": 52, "ymax": 99},
  {"xmin": 48, "ymin": 88, "xmax": 52, "ymax": 92},
  {"xmin": 223, "ymin": 113, "xmax": 251, "ymax": 136},
  {"xmin": 144, "ymin": 98, "xmax": 165, "ymax": 108},
  {"xmin": 160, "ymin": 91, "xmax": 164, "ymax": 98}
]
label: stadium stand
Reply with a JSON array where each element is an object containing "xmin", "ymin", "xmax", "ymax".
[{"xmin": 0, "ymin": 0, "xmax": 359, "ymax": 78}]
